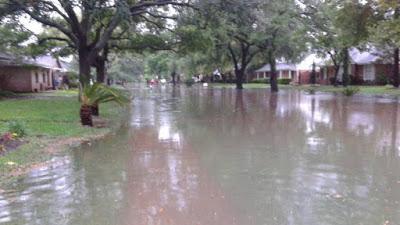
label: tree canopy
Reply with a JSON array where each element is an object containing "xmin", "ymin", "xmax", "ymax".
[{"xmin": 1, "ymin": 0, "xmax": 400, "ymax": 90}]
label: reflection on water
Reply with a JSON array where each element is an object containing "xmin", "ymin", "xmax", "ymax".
[{"xmin": 1, "ymin": 86, "xmax": 400, "ymax": 225}]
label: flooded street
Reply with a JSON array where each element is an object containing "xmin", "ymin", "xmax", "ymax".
[{"xmin": 1, "ymin": 86, "xmax": 400, "ymax": 225}]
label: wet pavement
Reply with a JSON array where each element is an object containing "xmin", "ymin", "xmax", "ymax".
[{"xmin": 1, "ymin": 86, "xmax": 400, "ymax": 225}]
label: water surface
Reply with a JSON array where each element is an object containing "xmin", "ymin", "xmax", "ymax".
[{"xmin": 1, "ymin": 86, "xmax": 400, "ymax": 225}]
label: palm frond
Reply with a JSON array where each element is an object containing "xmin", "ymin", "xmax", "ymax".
[{"xmin": 81, "ymin": 83, "xmax": 130, "ymax": 106}]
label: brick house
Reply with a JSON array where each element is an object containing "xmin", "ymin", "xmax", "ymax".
[
  {"xmin": 0, "ymin": 54, "xmax": 68, "ymax": 92},
  {"xmin": 255, "ymin": 63, "xmax": 297, "ymax": 80},
  {"xmin": 295, "ymin": 54, "xmax": 325, "ymax": 85},
  {"xmin": 318, "ymin": 49, "xmax": 392, "ymax": 85}
]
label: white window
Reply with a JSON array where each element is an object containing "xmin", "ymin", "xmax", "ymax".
[
  {"xmin": 323, "ymin": 68, "xmax": 328, "ymax": 80},
  {"xmin": 363, "ymin": 65, "xmax": 375, "ymax": 81}
]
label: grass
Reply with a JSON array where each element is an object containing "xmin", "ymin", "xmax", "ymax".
[
  {"xmin": 17, "ymin": 89, "xmax": 80, "ymax": 98},
  {"xmin": 0, "ymin": 90, "xmax": 127, "ymax": 181},
  {"xmin": 210, "ymin": 83, "xmax": 291, "ymax": 89},
  {"xmin": 210, "ymin": 83, "xmax": 400, "ymax": 97},
  {"xmin": 297, "ymin": 85, "xmax": 400, "ymax": 96}
]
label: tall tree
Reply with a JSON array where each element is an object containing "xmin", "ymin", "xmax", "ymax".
[
  {"xmin": 6, "ymin": 0, "xmax": 190, "ymax": 85},
  {"xmin": 335, "ymin": 1, "xmax": 373, "ymax": 87},
  {"xmin": 369, "ymin": 0, "xmax": 400, "ymax": 87},
  {"xmin": 192, "ymin": 0, "xmax": 304, "ymax": 91},
  {"xmin": 256, "ymin": 0, "xmax": 306, "ymax": 92},
  {"xmin": 301, "ymin": 0, "xmax": 372, "ymax": 87}
]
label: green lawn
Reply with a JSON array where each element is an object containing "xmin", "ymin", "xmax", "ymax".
[
  {"xmin": 210, "ymin": 83, "xmax": 284, "ymax": 89},
  {"xmin": 0, "ymin": 94, "xmax": 123, "ymax": 137},
  {"xmin": 210, "ymin": 83, "xmax": 400, "ymax": 96},
  {"xmin": 0, "ymin": 91, "xmax": 127, "ymax": 181},
  {"xmin": 296, "ymin": 85, "xmax": 400, "ymax": 96}
]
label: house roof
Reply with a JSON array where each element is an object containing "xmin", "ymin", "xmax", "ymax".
[
  {"xmin": 349, "ymin": 48, "xmax": 381, "ymax": 65},
  {"xmin": 256, "ymin": 63, "xmax": 297, "ymax": 72},
  {"xmin": 34, "ymin": 55, "xmax": 62, "ymax": 69},
  {"xmin": 296, "ymin": 54, "xmax": 328, "ymax": 71},
  {"xmin": 34, "ymin": 55, "xmax": 71, "ymax": 72},
  {"xmin": 0, "ymin": 53, "xmax": 70, "ymax": 71},
  {"xmin": 296, "ymin": 48, "xmax": 386, "ymax": 71},
  {"xmin": 0, "ymin": 53, "xmax": 37, "ymax": 67}
]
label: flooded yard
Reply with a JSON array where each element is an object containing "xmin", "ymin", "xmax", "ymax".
[{"xmin": 1, "ymin": 86, "xmax": 400, "ymax": 225}]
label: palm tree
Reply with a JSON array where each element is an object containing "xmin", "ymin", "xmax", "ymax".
[{"xmin": 80, "ymin": 83, "xmax": 129, "ymax": 126}]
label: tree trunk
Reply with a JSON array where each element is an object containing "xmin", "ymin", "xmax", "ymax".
[
  {"xmin": 269, "ymin": 57, "xmax": 278, "ymax": 92},
  {"xmin": 96, "ymin": 58, "xmax": 106, "ymax": 83},
  {"xmin": 91, "ymin": 104, "xmax": 99, "ymax": 116},
  {"xmin": 80, "ymin": 105, "xmax": 93, "ymax": 126},
  {"xmin": 235, "ymin": 69, "xmax": 244, "ymax": 90},
  {"xmin": 171, "ymin": 72, "xmax": 176, "ymax": 86},
  {"xmin": 79, "ymin": 49, "xmax": 92, "ymax": 86},
  {"xmin": 342, "ymin": 48, "xmax": 350, "ymax": 87},
  {"xmin": 393, "ymin": 48, "xmax": 399, "ymax": 88},
  {"xmin": 333, "ymin": 65, "xmax": 340, "ymax": 87},
  {"xmin": 310, "ymin": 62, "xmax": 317, "ymax": 85}
]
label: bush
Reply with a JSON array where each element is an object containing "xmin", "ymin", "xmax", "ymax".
[
  {"xmin": 375, "ymin": 74, "xmax": 389, "ymax": 86},
  {"xmin": 0, "ymin": 90, "xmax": 16, "ymax": 99},
  {"xmin": 350, "ymin": 75, "xmax": 363, "ymax": 85},
  {"xmin": 7, "ymin": 120, "xmax": 27, "ymax": 137},
  {"xmin": 342, "ymin": 86, "xmax": 360, "ymax": 97},
  {"xmin": 278, "ymin": 78, "xmax": 292, "ymax": 85},
  {"xmin": 68, "ymin": 81, "xmax": 79, "ymax": 89},
  {"xmin": 305, "ymin": 88, "xmax": 316, "ymax": 95},
  {"xmin": 184, "ymin": 78, "xmax": 195, "ymax": 87},
  {"xmin": 329, "ymin": 77, "xmax": 336, "ymax": 85},
  {"xmin": 66, "ymin": 71, "xmax": 79, "ymax": 80},
  {"xmin": 250, "ymin": 78, "xmax": 269, "ymax": 84}
]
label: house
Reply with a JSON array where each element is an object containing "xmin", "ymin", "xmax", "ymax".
[
  {"xmin": 295, "ymin": 54, "xmax": 326, "ymax": 85},
  {"xmin": 254, "ymin": 63, "xmax": 297, "ymax": 80},
  {"xmin": 318, "ymin": 48, "xmax": 392, "ymax": 85},
  {"xmin": 0, "ymin": 54, "xmax": 69, "ymax": 92}
]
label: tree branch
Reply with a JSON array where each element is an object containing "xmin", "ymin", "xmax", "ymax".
[{"xmin": 38, "ymin": 36, "xmax": 75, "ymax": 48}]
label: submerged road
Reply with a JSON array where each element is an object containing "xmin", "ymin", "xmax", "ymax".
[{"xmin": 1, "ymin": 86, "xmax": 400, "ymax": 225}]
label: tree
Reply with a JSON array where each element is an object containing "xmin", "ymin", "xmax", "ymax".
[
  {"xmin": 80, "ymin": 83, "xmax": 129, "ymax": 126},
  {"xmin": 170, "ymin": 61, "xmax": 178, "ymax": 86},
  {"xmin": 335, "ymin": 1, "xmax": 373, "ymax": 87},
  {"xmin": 369, "ymin": 0, "xmax": 400, "ymax": 87},
  {"xmin": 93, "ymin": 17, "xmax": 182, "ymax": 83},
  {"xmin": 256, "ymin": 0, "xmax": 306, "ymax": 92},
  {"xmin": 301, "ymin": 0, "xmax": 373, "ymax": 87},
  {"xmin": 108, "ymin": 53, "xmax": 145, "ymax": 83},
  {"xmin": 0, "ymin": 22, "xmax": 31, "ymax": 55},
  {"xmin": 192, "ymin": 0, "xmax": 305, "ymax": 91},
  {"xmin": 145, "ymin": 52, "xmax": 171, "ymax": 79},
  {"xmin": 310, "ymin": 62, "xmax": 317, "ymax": 85},
  {"xmin": 6, "ymin": 0, "xmax": 190, "ymax": 85}
]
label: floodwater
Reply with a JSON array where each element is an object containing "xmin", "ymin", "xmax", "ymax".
[{"xmin": 1, "ymin": 86, "xmax": 400, "ymax": 225}]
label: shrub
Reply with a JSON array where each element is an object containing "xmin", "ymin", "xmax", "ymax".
[
  {"xmin": 0, "ymin": 90, "xmax": 16, "ymax": 99},
  {"xmin": 305, "ymin": 88, "xmax": 316, "ymax": 95},
  {"xmin": 375, "ymin": 74, "xmax": 389, "ymax": 85},
  {"xmin": 184, "ymin": 78, "xmax": 195, "ymax": 87},
  {"xmin": 342, "ymin": 86, "xmax": 360, "ymax": 97},
  {"xmin": 250, "ymin": 78, "xmax": 269, "ymax": 84},
  {"xmin": 66, "ymin": 71, "xmax": 79, "ymax": 80},
  {"xmin": 68, "ymin": 81, "xmax": 79, "ymax": 89},
  {"xmin": 350, "ymin": 75, "xmax": 363, "ymax": 85},
  {"xmin": 329, "ymin": 77, "xmax": 336, "ymax": 85},
  {"xmin": 363, "ymin": 80, "xmax": 375, "ymax": 86},
  {"xmin": 80, "ymin": 83, "xmax": 130, "ymax": 126},
  {"xmin": 278, "ymin": 78, "xmax": 292, "ymax": 85},
  {"xmin": 7, "ymin": 121, "xmax": 27, "ymax": 137}
]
